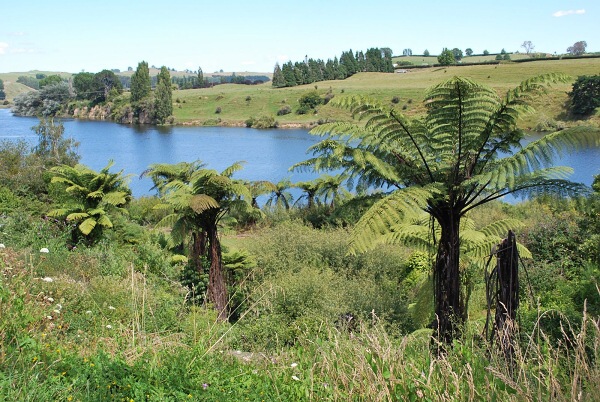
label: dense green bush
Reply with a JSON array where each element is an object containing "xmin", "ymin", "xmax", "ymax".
[{"xmin": 569, "ymin": 75, "xmax": 600, "ymax": 115}]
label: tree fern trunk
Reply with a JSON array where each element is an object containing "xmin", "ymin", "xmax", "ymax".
[
  {"xmin": 207, "ymin": 223, "xmax": 228, "ymax": 320},
  {"xmin": 494, "ymin": 230, "xmax": 519, "ymax": 372},
  {"xmin": 191, "ymin": 231, "xmax": 206, "ymax": 275},
  {"xmin": 433, "ymin": 209, "xmax": 463, "ymax": 346}
]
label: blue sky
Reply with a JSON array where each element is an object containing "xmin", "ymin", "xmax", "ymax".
[{"xmin": 1, "ymin": 0, "xmax": 598, "ymax": 74}]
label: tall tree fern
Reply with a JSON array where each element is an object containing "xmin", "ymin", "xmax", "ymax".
[
  {"xmin": 144, "ymin": 161, "xmax": 251, "ymax": 320},
  {"xmin": 294, "ymin": 74, "xmax": 600, "ymax": 344}
]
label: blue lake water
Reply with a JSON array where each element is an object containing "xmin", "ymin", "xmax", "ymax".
[
  {"xmin": 0, "ymin": 109, "xmax": 322, "ymax": 198},
  {"xmin": 1, "ymin": 108, "xmax": 599, "ymax": 201}
]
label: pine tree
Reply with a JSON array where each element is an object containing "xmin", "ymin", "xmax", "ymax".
[
  {"xmin": 282, "ymin": 62, "xmax": 297, "ymax": 87},
  {"xmin": 272, "ymin": 63, "xmax": 286, "ymax": 88}
]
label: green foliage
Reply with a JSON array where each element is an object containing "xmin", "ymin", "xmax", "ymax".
[
  {"xmin": 72, "ymin": 72, "xmax": 97, "ymax": 101},
  {"xmin": 272, "ymin": 62, "xmax": 286, "ymax": 88},
  {"xmin": 144, "ymin": 160, "xmax": 252, "ymax": 318},
  {"xmin": 48, "ymin": 161, "xmax": 131, "ymax": 245},
  {"xmin": 16, "ymin": 75, "xmax": 40, "ymax": 89},
  {"xmin": 94, "ymin": 70, "xmax": 123, "ymax": 103},
  {"xmin": 12, "ymin": 81, "xmax": 72, "ymax": 116},
  {"xmin": 296, "ymin": 91, "xmax": 322, "ymax": 114},
  {"xmin": 437, "ymin": 48, "xmax": 455, "ymax": 65},
  {"xmin": 569, "ymin": 74, "xmax": 600, "ymax": 115},
  {"xmin": 130, "ymin": 61, "xmax": 151, "ymax": 103},
  {"xmin": 154, "ymin": 66, "xmax": 173, "ymax": 124},
  {"xmin": 245, "ymin": 115, "xmax": 278, "ymax": 128},
  {"xmin": 451, "ymin": 48, "xmax": 463, "ymax": 61},
  {"xmin": 39, "ymin": 74, "xmax": 63, "ymax": 88},
  {"xmin": 276, "ymin": 105, "xmax": 292, "ymax": 116},
  {"xmin": 32, "ymin": 118, "xmax": 79, "ymax": 166}
]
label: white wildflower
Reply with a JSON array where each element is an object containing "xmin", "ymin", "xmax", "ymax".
[
  {"xmin": 46, "ymin": 316, "xmax": 53, "ymax": 320},
  {"xmin": 108, "ymin": 306, "xmax": 116, "ymax": 310},
  {"xmin": 106, "ymin": 325, "xmax": 112, "ymax": 329},
  {"xmin": 86, "ymin": 310, "xmax": 92, "ymax": 314},
  {"xmin": 40, "ymin": 248, "xmax": 49, "ymax": 253},
  {"xmin": 56, "ymin": 303, "xmax": 62, "ymax": 310},
  {"xmin": 53, "ymin": 309, "xmax": 60, "ymax": 314},
  {"xmin": 291, "ymin": 375, "xmax": 300, "ymax": 381},
  {"xmin": 290, "ymin": 362, "xmax": 298, "ymax": 368},
  {"xmin": 42, "ymin": 277, "xmax": 53, "ymax": 282},
  {"xmin": 0, "ymin": 243, "xmax": 5, "ymax": 249},
  {"xmin": 46, "ymin": 297, "xmax": 54, "ymax": 302}
]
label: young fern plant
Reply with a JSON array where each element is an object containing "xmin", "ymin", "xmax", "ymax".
[
  {"xmin": 293, "ymin": 73, "xmax": 600, "ymax": 344},
  {"xmin": 48, "ymin": 161, "xmax": 131, "ymax": 245}
]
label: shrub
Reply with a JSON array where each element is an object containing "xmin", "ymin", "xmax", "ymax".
[
  {"xmin": 245, "ymin": 115, "xmax": 278, "ymax": 129},
  {"xmin": 391, "ymin": 96, "xmax": 400, "ymax": 104},
  {"xmin": 277, "ymin": 105, "xmax": 292, "ymax": 116},
  {"xmin": 296, "ymin": 91, "xmax": 322, "ymax": 114},
  {"xmin": 215, "ymin": 106, "xmax": 222, "ymax": 114}
]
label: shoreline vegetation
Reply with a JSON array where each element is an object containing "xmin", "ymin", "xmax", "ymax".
[{"xmin": 2, "ymin": 57, "xmax": 599, "ymax": 130}]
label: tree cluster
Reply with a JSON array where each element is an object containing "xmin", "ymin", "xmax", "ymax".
[
  {"xmin": 272, "ymin": 48, "xmax": 394, "ymax": 88},
  {"xmin": 0, "ymin": 78, "xmax": 5, "ymax": 100},
  {"xmin": 72, "ymin": 70, "xmax": 123, "ymax": 104}
]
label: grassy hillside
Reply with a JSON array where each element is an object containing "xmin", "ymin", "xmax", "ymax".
[
  {"xmin": 170, "ymin": 57, "xmax": 600, "ymax": 128},
  {"xmin": 2, "ymin": 58, "xmax": 599, "ymax": 128}
]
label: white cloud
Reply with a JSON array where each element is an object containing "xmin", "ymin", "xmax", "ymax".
[
  {"xmin": 553, "ymin": 9, "xmax": 586, "ymax": 17},
  {"xmin": 0, "ymin": 42, "xmax": 8, "ymax": 54}
]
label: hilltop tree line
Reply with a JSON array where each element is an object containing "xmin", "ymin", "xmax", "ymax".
[{"xmin": 272, "ymin": 47, "xmax": 394, "ymax": 88}]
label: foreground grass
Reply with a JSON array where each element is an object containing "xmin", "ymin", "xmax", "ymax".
[{"xmin": 2, "ymin": 225, "xmax": 599, "ymax": 401}]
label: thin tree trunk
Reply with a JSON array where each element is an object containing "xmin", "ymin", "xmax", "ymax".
[
  {"xmin": 207, "ymin": 223, "xmax": 228, "ymax": 320},
  {"xmin": 433, "ymin": 210, "xmax": 463, "ymax": 346}
]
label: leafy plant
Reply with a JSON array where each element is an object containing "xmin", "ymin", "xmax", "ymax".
[{"xmin": 48, "ymin": 161, "xmax": 131, "ymax": 245}]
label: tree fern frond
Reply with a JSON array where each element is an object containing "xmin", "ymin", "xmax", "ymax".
[
  {"xmin": 102, "ymin": 191, "xmax": 129, "ymax": 206},
  {"xmin": 66, "ymin": 212, "xmax": 89, "ymax": 221},
  {"xmin": 221, "ymin": 161, "xmax": 246, "ymax": 178},
  {"xmin": 348, "ymin": 185, "xmax": 437, "ymax": 254},
  {"xmin": 189, "ymin": 194, "xmax": 220, "ymax": 214},
  {"xmin": 78, "ymin": 218, "xmax": 97, "ymax": 235}
]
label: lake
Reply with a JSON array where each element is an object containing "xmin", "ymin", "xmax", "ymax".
[
  {"xmin": 0, "ymin": 109, "xmax": 322, "ymax": 198},
  {"xmin": 1, "ymin": 108, "xmax": 599, "ymax": 201}
]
